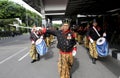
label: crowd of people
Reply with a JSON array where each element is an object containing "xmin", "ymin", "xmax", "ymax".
[{"xmin": 29, "ymin": 20, "xmax": 107, "ymax": 78}]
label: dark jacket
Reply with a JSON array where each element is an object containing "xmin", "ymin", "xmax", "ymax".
[
  {"xmin": 30, "ymin": 32, "xmax": 39, "ymax": 42},
  {"xmin": 46, "ymin": 30, "xmax": 76, "ymax": 52},
  {"xmin": 87, "ymin": 27, "xmax": 103, "ymax": 41}
]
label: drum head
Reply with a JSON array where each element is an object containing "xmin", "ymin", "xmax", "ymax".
[
  {"xmin": 97, "ymin": 37, "xmax": 105, "ymax": 45},
  {"xmin": 35, "ymin": 38, "xmax": 42, "ymax": 45}
]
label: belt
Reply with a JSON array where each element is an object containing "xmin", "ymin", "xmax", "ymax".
[{"xmin": 60, "ymin": 50, "xmax": 72, "ymax": 54}]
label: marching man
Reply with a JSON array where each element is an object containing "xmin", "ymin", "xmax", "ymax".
[
  {"xmin": 87, "ymin": 21, "xmax": 106, "ymax": 64},
  {"xmin": 41, "ymin": 23, "xmax": 77, "ymax": 78},
  {"xmin": 29, "ymin": 26, "xmax": 40, "ymax": 63}
]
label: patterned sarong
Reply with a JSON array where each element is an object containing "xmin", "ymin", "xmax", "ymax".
[
  {"xmin": 45, "ymin": 37, "xmax": 50, "ymax": 47},
  {"xmin": 58, "ymin": 53, "xmax": 73, "ymax": 78},
  {"xmin": 77, "ymin": 35, "xmax": 83, "ymax": 44},
  {"xmin": 84, "ymin": 36, "xmax": 89, "ymax": 48},
  {"xmin": 89, "ymin": 41, "xmax": 98, "ymax": 59},
  {"xmin": 29, "ymin": 44, "xmax": 38, "ymax": 60}
]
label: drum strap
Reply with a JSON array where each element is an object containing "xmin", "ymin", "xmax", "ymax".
[
  {"xmin": 93, "ymin": 27, "xmax": 101, "ymax": 37},
  {"xmin": 33, "ymin": 32, "xmax": 39, "ymax": 39}
]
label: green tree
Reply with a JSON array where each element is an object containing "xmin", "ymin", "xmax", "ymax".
[
  {"xmin": 0, "ymin": 0, "xmax": 25, "ymax": 19},
  {"xmin": 0, "ymin": 0, "xmax": 42, "ymax": 34},
  {"xmin": 52, "ymin": 23, "xmax": 61, "ymax": 28},
  {"xmin": 0, "ymin": 18, "xmax": 18, "ymax": 31}
]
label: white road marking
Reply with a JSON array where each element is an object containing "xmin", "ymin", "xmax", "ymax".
[
  {"xmin": 0, "ymin": 40, "xmax": 18, "ymax": 45},
  {"xmin": 0, "ymin": 47, "xmax": 28, "ymax": 64},
  {"xmin": 18, "ymin": 52, "xmax": 29, "ymax": 61}
]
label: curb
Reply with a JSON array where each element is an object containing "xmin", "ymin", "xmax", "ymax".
[
  {"xmin": 109, "ymin": 48, "xmax": 120, "ymax": 61},
  {"xmin": 0, "ymin": 37, "xmax": 11, "ymax": 40}
]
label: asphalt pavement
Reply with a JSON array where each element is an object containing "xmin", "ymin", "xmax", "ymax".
[{"xmin": 0, "ymin": 34, "xmax": 120, "ymax": 78}]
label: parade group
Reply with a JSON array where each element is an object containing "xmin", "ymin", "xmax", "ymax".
[{"xmin": 29, "ymin": 19, "xmax": 108, "ymax": 78}]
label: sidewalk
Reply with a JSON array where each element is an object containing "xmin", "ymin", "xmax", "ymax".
[
  {"xmin": 109, "ymin": 44, "xmax": 120, "ymax": 62},
  {"xmin": 0, "ymin": 33, "xmax": 29, "ymax": 40},
  {"xmin": 0, "ymin": 36, "xmax": 12, "ymax": 40}
]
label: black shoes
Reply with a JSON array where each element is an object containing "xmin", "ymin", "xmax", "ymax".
[
  {"xmin": 31, "ymin": 54, "xmax": 40, "ymax": 63},
  {"xmin": 37, "ymin": 54, "xmax": 40, "ymax": 61},
  {"xmin": 92, "ymin": 58, "xmax": 96, "ymax": 64},
  {"xmin": 31, "ymin": 60, "xmax": 37, "ymax": 63},
  {"xmin": 31, "ymin": 57, "xmax": 40, "ymax": 63}
]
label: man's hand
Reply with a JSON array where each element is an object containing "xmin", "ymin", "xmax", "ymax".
[
  {"xmin": 32, "ymin": 40, "xmax": 35, "ymax": 44},
  {"xmin": 72, "ymin": 47, "xmax": 77, "ymax": 56},
  {"xmin": 72, "ymin": 50, "xmax": 76, "ymax": 56},
  {"xmin": 103, "ymin": 32, "xmax": 106, "ymax": 37},
  {"xmin": 90, "ymin": 38, "xmax": 94, "ymax": 43}
]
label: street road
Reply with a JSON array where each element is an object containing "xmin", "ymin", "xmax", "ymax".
[{"xmin": 0, "ymin": 34, "xmax": 120, "ymax": 78}]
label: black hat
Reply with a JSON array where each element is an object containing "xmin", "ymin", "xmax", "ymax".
[{"xmin": 62, "ymin": 18, "xmax": 71, "ymax": 24}]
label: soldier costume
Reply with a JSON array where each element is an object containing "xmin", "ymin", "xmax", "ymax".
[
  {"xmin": 42, "ymin": 23, "xmax": 77, "ymax": 78},
  {"xmin": 84, "ymin": 24, "xmax": 90, "ymax": 48},
  {"xmin": 87, "ymin": 21, "xmax": 102, "ymax": 64},
  {"xmin": 29, "ymin": 26, "xmax": 40, "ymax": 63}
]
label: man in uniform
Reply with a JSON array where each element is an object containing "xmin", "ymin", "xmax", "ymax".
[
  {"xmin": 84, "ymin": 23, "xmax": 90, "ymax": 48},
  {"xmin": 42, "ymin": 23, "xmax": 77, "ymax": 78},
  {"xmin": 87, "ymin": 21, "xmax": 101, "ymax": 64},
  {"xmin": 29, "ymin": 26, "xmax": 40, "ymax": 63}
]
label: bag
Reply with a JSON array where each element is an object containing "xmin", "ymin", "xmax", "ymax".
[{"xmin": 35, "ymin": 38, "xmax": 48, "ymax": 56}]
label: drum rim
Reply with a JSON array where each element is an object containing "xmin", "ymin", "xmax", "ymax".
[{"xmin": 97, "ymin": 37, "xmax": 106, "ymax": 45}]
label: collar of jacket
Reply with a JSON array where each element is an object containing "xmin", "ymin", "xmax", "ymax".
[{"xmin": 62, "ymin": 30, "xmax": 70, "ymax": 34}]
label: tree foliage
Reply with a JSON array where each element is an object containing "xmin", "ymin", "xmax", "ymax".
[
  {"xmin": 0, "ymin": 0, "xmax": 42, "ymax": 33},
  {"xmin": 25, "ymin": 10, "xmax": 42, "ymax": 26},
  {"xmin": 0, "ymin": 0, "xmax": 26, "ymax": 19},
  {"xmin": 52, "ymin": 23, "xmax": 62, "ymax": 28},
  {"xmin": 0, "ymin": 0, "xmax": 42, "ymax": 25}
]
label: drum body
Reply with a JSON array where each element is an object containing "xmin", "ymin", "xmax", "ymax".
[
  {"xmin": 96, "ymin": 37, "xmax": 109, "ymax": 57},
  {"xmin": 35, "ymin": 38, "xmax": 48, "ymax": 56}
]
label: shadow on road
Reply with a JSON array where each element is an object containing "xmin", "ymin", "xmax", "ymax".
[
  {"xmin": 71, "ymin": 57, "xmax": 80, "ymax": 74},
  {"xmin": 44, "ymin": 51, "xmax": 54, "ymax": 60},
  {"xmin": 41, "ymin": 45, "xmax": 55, "ymax": 60},
  {"xmin": 99, "ymin": 56, "xmax": 120, "ymax": 78}
]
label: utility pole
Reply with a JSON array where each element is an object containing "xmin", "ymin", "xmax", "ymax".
[
  {"xmin": 40, "ymin": 0, "xmax": 46, "ymax": 27},
  {"xmin": 26, "ymin": 9, "xmax": 29, "ymax": 32}
]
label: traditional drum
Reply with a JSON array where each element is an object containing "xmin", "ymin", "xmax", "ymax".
[
  {"xmin": 35, "ymin": 38, "xmax": 48, "ymax": 56},
  {"xmin": 96, "ymin": 37, "xmax": 109, "ymax": 57}
]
